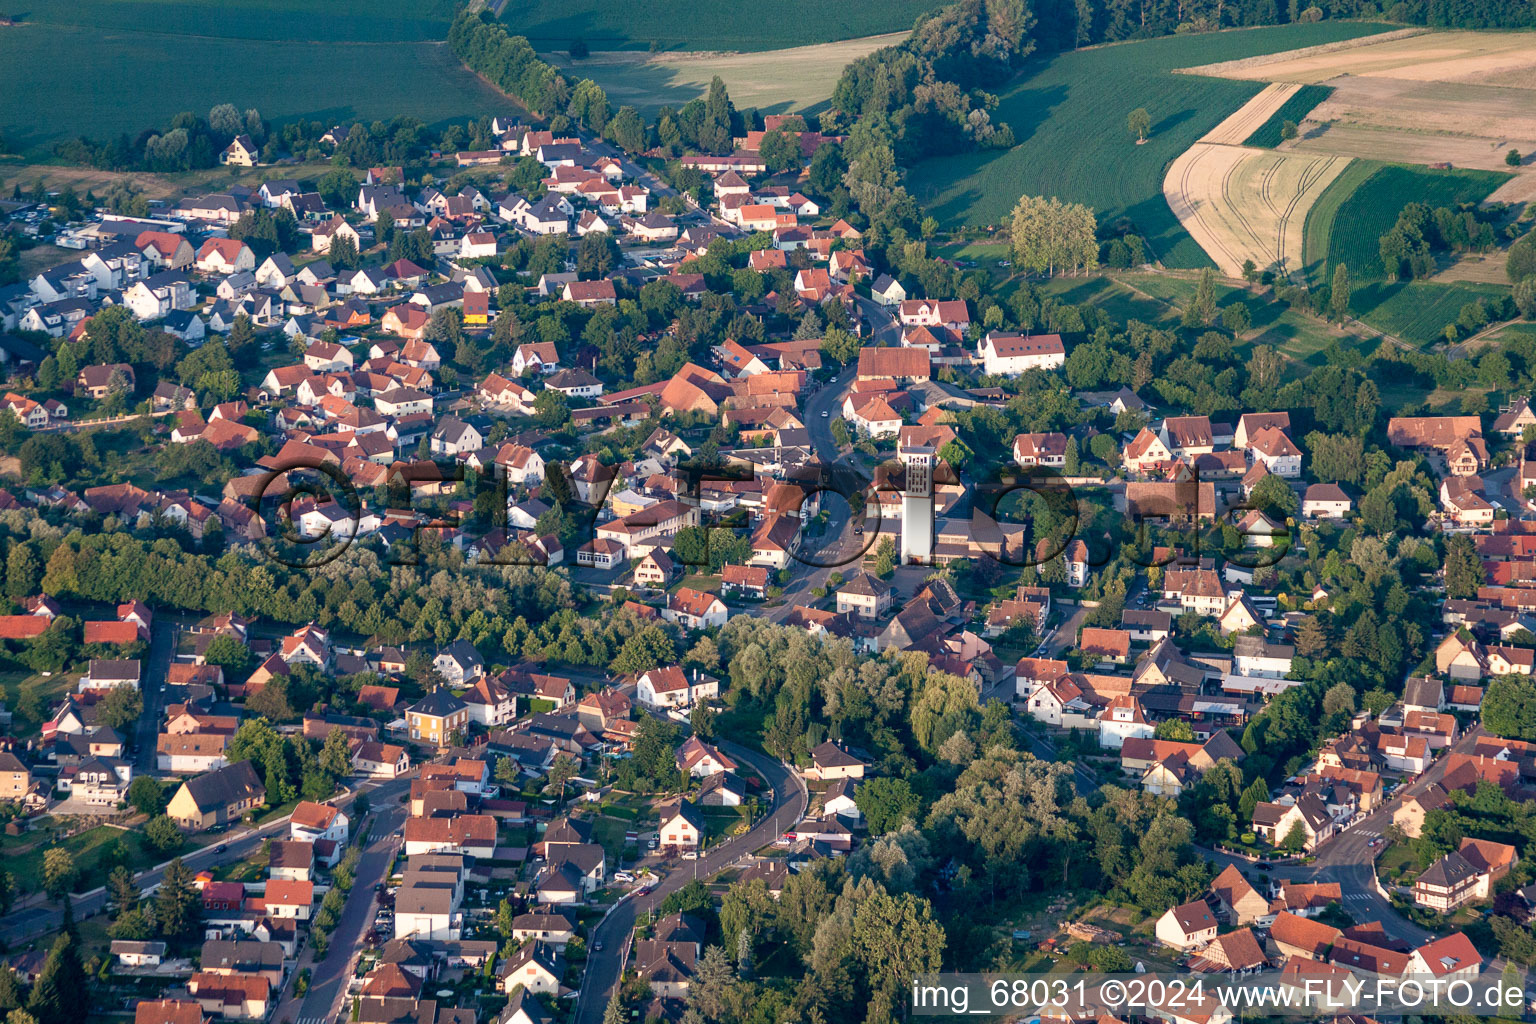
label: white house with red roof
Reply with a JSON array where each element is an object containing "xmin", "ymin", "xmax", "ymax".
[
  {"xmin": 290, "ymin": 800, "xmax": 348, "ymax": 844},
  {"xmin": 978, "ymin": 332, "xmax": 1066, "ymax": 375},
  {"xmin": 194, "ymin": 238, "xmax": 255, "ymax": 275},
  {"xmin": 636, "ymin": 666, "xmax": 719, "ymax": 709},
  {"xmin": 279, "ymin": 623, "xmax": 330, "ymax": 669},
  {"xmin": 676, "ymin": 736, "xmax": 737, "ymax": 778},
  {"xmin": 1098, "ymin": 693, "xmax": 1156, "ymax": 750}
]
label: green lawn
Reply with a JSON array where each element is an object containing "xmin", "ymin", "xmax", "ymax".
[
  {"xmin": 669, "ymin": 574, "xmax": 721, "ymax": 595},
  {"xmin": 1242, "ymin": 83, "xmax": 1333, "ymax": 148},
  {"xmin": 904, "ymin": 22, "xmax": 1394, "ymax": 267},
  {"xmin": 6, "ymin": 665, "xmax": 82, "ymax": 740},
  {"xmin": 0, "ymin": 19, "xmax": 510, "ymax": 157},
  {"xmin": 4, "ymin": 823, "xmax": 161, "ymax": 896},
  {"xmin": 1036, "ymin": 274, "xmax": 1174, "ymax": 326},
  {"xmin": 501, "ymin": 0, "xmax": 945, "ymax": 51},
  {"xmin": 937, "ymin": 240, "xmax": 1013, "ymax": 263},
  {"xmin": 697, "ymin": 805, "xmax": 751, "ymax": 841}
]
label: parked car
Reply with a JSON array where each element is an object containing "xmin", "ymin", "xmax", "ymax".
[
  {"xmin": 613, "ymin": 870, "xmax": 635, "ymax": 883},
  {"xmin": 681, "ymin": 850, "xmax": 699, "ymax": 860}
]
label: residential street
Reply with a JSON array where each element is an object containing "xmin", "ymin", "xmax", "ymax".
[
  {"xmin": 767, "ymin": 296, "xmax": 901, "ymax": 618},
  {"xmin": 1196, "ymin": 724, "xmax": 1489, "ymax": 948},
  {"xmin": 287, "ymin": 777, "xmax": 415, "ymax": 1024},
  {"xmin": 134, "ymin": 616, "xmax": 178, "ymax": 773},
  {"xmin": 0, "ymin": 773, "xmax": 413, "ymax": 948},
  {"xmin": 571, "ymin": 744, "xmax": 807, "ymax": 1024}
]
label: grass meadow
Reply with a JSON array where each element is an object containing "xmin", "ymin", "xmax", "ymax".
[
  {"xmin": 903, "ymin": 22, "xmax": 1393, "ymax": 268},
  {"xmin": 541, "ymin": 34, "xmax": 906, "ymax": 117},
  {"xmin": 1032, "ymin": 271, "xmax": 1356, "ymax": 376}
]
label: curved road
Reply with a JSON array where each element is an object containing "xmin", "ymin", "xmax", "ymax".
[
  {"xmin": 572, "ymin": 744, "xmax": 807, "ymax": 1024},
  {"xmin": 1199, "ymin": 725, "xmax": 1488, "ymax": 948}
]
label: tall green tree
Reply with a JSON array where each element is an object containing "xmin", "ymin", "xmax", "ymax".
[
  {"xmin": 26, "ymin": 927, "xmax": 88, "ymax": 1024},
  {"xmin": 155, "ymin": 858, "xmax": 198, "ymax": 938},
  {"xmin": 41, "ymin": 850, "xmax": 76, "ymax": 902},
  {"xmin": 1328, "ymin": 263, "xmax": 1351, "ymax": 321},
  {"xmin": 1127, "ymin": 107, "xmax": 1151, "ymax": 142},
  {"xmin": 698, "ymin": 77, "xmax": 735, "ymax": 156}
]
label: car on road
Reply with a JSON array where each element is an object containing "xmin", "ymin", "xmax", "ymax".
[
  {"xmin": 593, "ymin": 941, "xmax": 603, "ymax": 951},
  {"xmin": 821, "ymin": 411, "xmax": 829, "ymax": 418},
  {"xmin": 213, "ymin": 844, "xmax": 227, "ymax": 854}
]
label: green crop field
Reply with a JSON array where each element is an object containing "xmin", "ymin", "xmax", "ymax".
[
  {"xmin": 0, "ymin": 21, "xmax": 511, "ymax": 156},
  {"xmin": 1300, "ymin": 157, "xmax": 1376, "ymax": 284},
  {"xmin": 904, "ymin": 22, "xmax": 1393, "ymax": 269},
  {"xmin": 1299, "ymin": 161, "xmax": 1512, "ymax": 343},
  {"xmin": 1349, "ymin": 280, "xmax": 1511, "ymax": 346},
  {"xmin": 15, "ymin": 0, "xmax": 456, "ymax": 42},
  {"xmin": 1315, "ymin": 163, "xmax": 1511, "ymax": 282},
  {"xmin": 500, "ymin": 0, "xmax": 945, "ymax": 52},
  {"xmin": 1242, "ymin": 84, "xmax": 1333, "ymax": 148}
]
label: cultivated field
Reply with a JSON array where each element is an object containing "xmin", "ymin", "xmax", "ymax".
[
  {"xmin": 1310, "ymin": 162, "xmax": 1510, "ymax": 281},
  {"xmin": 542, "ymin": 34, "xmax": 906, "ymax": 115},
  {"xmin": 1350, "ymin": 280, "xmax": 1513, "ymax": 345},
  {"xmin": 1241, "ymin": 83, "xmax": 1333, "ymax": 148},
  {"xmin": 1163, "ymin": 84, "xmax": 1349, "ymax": 277},
  {"xmin": 0, "ymin": 28, "xmax": 510, "ymax": 156},
  {"xmin": 1164, "ymin": 143, "xmax": 1348, "ymax": 277},
  {"xmin": 1186, "ymin": 30, "xmax": 1536, "ymax": 173},
  {"xmin": 501, "ymin": 0, "xmax": 944, "ymax": 51},
  {"xmin": 1431, "ymin": 250, "xmax": 1512, "ymax": 285},
  {"xmin": 904, "ymin": 22, "xmax": 1392, "ymax": 268},
  {"xmin": 1188, "ymin": 28, "xmax": 1536, "ymax": 86},
  {"xmin": 1196, "ymin": 82, "xmax": 1301, "ymax": 145},
  {"xmin": 15, "ymin": 0, "xmax": 455, "ymax": 41}
]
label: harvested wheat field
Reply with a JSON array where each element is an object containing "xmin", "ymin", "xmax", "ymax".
[
  {"xmin": 542, "ymin": 33, "xmax": 906, "ymax": 114},
  {"xmin": 1164, "ymin": 142, "xmax": 1348, "ymax": 277},
  {"xmin": 1431, "ymin": 251, "xmax": 1512, "ymax": 285},
  {"xmin": 1181, "ymin": 29, "xmax": 1533, "ymax": 85},
  {"xmin": 1183, "ymin": 30, "xmax": 1536, "ymax": 175},
  {"xmin": 1197, "ymin": 82, "xmax": 1302, "ymax": 145}
]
